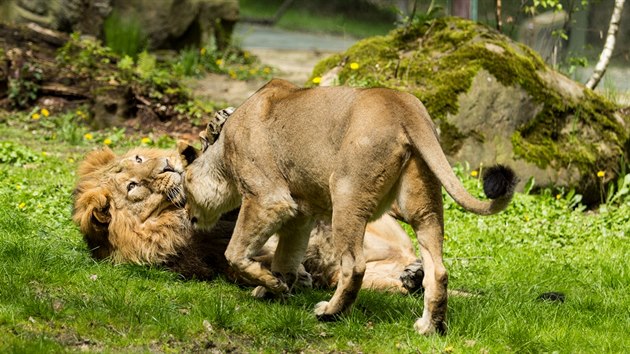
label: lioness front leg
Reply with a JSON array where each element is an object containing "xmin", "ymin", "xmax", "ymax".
[
  {"xmin": 224, "ymin": 198, "xmax": 297, "ymax": 295},
  {"xmin": 271, "ymin": 215, "xmax": 314, "ymax": 290},
  {"xmin": 252, "ymin": 216, "xmax": 314, "ymax": 298}
]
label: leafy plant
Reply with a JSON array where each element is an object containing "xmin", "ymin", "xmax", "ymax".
[
  {"xmin": 600, "ymin": 160, "xmax": 630, "ymax": 212},
  {"xmin": 0, "ymin": 142, "xmax": 40, "ymax": 167},
  {"xmin": 7, "ymin": 63, "xmax": 43, "ymax": 108},
  {"xmin": 37, "ymin": 111, "xmax": 88, "ymax": 145},
  {"xmin": 103, "ymin": 10, "xmax": 147, "ymax": 58}
]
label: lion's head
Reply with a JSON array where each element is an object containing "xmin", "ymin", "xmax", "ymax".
[{"xmin": 72, "ymin": 147, "xmax": 190, "ymax": 264}]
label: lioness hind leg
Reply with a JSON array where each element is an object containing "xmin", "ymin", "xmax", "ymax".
[
  {"xmin": 225, "ymin": 197, "xmax": 297, "ymax": 295},
  {"xmin": 314, "ymin": 211, "xmax": 367, "ymax": 321},
  {"xmin": 394, "ymin": 158, "xmax": 448, "ymax": 335}
]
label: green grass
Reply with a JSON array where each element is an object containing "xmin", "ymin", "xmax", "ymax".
[
  {"xmin": 1, "ymin": 110, "xmax": 629, "ymax": 352},
  {"xmin": 239, "ymin": 0, "xmax": 397, "ymax": 38}
]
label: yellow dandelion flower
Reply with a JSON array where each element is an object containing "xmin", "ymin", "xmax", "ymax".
[
  {"xmin": 18, "ymin": 202, "xmax": 26, "ymax": 209},
  {"xmin": 228, "ymin": 70, "xmax": 237, "ymax": 79},
  {"xmin": 41, "ymin": 108, "xmax": 50, "ymax": 117},
  {"xmin": 263, "ymin": 67, "xmax": 271, "ymax": 74},
  {"xmin": 200, "ymin": 47, "xmax": 207, "ymax": 55},
  {"xmin": 556, "ymin": 193, "xmax": 561, "ymax": 200},
  {"xmin": 470, "ymin": 170, "xmax": 479, "ymax": 177},
  {"xmin": 249, "ymin": 68, "xmax": 257, "ymax": 75},
  {"xmin": 312, "ymin": 76, "xmax": 322, "ymax": 84},
  {"xmin": 84, "ymin": 133, "xmax": 93, "ymax": 140},
  {"xmin": 41, "ymin": 151, "xmax": 48, "ymax": 157},
  {"xmin": 32, "ymin": 113, "xmax": 41, "ymax": 120},
  {"xmin": 67, "ymin": 158, "xmax": 75, "ymax": 163},
  {"xmin": 243, "ymin": 51, "xmax": 250, "ymax": 58},
  {"xmin": 350, "ymin": 62, "xmax": 360, "ymax": 70},
  {"xmin": 141, "ymin": 137, "xmax": 152, "ymax": 144},
  {"xmin": 597, "ymin": 170, "xmax": 605, "ymax": 178},
  {"xmin": 215, "ymin": 59, "xmax": 223, "ymax": 66},
  {"xmin": 16, "ymin": 184, "xmax": 22, "ymax": 190},
  {"xmin": 443, "ymin": 234, "xmax": 449, "ymax": 240},
  {"xmin": 76, "ymin": 110, "xmax": 85, "ymax": 118},
  {"xmin": 103, "ymin": 138, "xmax": 112, "ymax": 146}
]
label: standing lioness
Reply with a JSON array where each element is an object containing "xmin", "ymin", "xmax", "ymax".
[{"xmin": 183, "ymin": 79, "xmax": 517, "ymax": 335}]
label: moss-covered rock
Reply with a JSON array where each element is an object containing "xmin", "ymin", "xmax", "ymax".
[{"xmin": 309, "ymin": 17, "xmax": 629, "ymax": 204}]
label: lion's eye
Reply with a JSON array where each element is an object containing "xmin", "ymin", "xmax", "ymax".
[
  {"xmin": 135, "ymin": 155, "xmax": 143, "ymax": 163},
  {"xmin": 127, "ymin": 181, "xmax": 138, "ymax": 192}
]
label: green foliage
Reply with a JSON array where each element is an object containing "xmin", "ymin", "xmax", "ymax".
[
  {"xmin": 37, "ymin": 111, "xmax": 89, "ymax": 145},
  {"xmin": 173, "ymin": 46, "xmax": 274, "ymax": 81},
  {"xmin": 524, "ymin": 0, "xmax": 566, "ymax": 15},
  {"xmin": 599, "ymin": 161, "xmax": 630, "ymax": 211},
  {"xmin": 0, "ymin": 142, "xmax": 40, "ymax": 167},
  {"xmin": 57, "ymin": 33, "xmax": 118, "ymax": 75},
  {"xmin": 7, "ymin": 63, "xmax": 43, "ymax": 108},
  {"xmin": 103, "ymin": 10, "xmax": 147, "ymax": 58}
]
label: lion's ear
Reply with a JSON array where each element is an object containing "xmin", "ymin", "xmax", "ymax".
[{"xmin": 177, "ymin": 140, "xmax": 200, "ymax": 166}]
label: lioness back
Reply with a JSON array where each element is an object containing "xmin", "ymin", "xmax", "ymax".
[{"xmin": 223, "ymin": 79, "xmax": 420, "ymax": 213}]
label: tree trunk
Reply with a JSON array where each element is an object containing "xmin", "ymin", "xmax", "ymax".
[
  {"xmin": 585, "ymin": 0, "xmax": 625, "ymax": 90},
  {"xmin": 495, "ymin": 0, "xmax": 502, "ymax": 32},
  {"xmin": 451, "ymin": 0, "xmax": 470, "ymax": 19}
]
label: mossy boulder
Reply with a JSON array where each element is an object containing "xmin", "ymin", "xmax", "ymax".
[{"xmin": 309, "ymin": 17, "xmax": 629, "ymax": 204}]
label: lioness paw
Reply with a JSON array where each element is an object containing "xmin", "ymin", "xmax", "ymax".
[
  {"xmin": 400, "ymin": 261, "xmax": 425, "ymax": 295},
  {"xmin": 314, "ymin": 301, "xmax": 340, "ymax": 322},
  {"xmin": 414, "ymin": 317, "xmax": 447, "ymax": 336},
  {"xmin": 251, "ymin": 285, "xmax": 290, "ymax": 300}
]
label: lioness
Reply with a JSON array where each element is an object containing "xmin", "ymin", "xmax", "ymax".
[
  {"xmin": 182, "ymin": 79, "xmax": 517, "ymax": 335},
  {"xmin": 72, "ymin": 147, "xmax": 425, "ymax": 293}
]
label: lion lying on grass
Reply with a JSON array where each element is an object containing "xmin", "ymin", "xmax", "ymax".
[
  {"xmin": 182, "ymin": 79, "xmax": 517, "ymax": 335},
  {"xmin": 72, "ymin": 147, "xmax": 425, "ymax": 294}
]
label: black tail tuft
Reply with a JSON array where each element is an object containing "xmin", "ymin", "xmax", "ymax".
[{"xmin": 482, "ymin": 165, "xmax": 518, "ymax": 199}]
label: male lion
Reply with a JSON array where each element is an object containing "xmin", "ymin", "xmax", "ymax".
[
  {"xmin": 182, "ymin": 79, "xmax": 517, "ymax": 335},
  {"xmin": 72, "ymin": 147, "xmax": 425, "ymax": 293}
]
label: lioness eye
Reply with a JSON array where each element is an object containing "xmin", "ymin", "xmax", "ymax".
[
  {"xmin": 135, "ymin": 155, "xmax": 143, "ymax": 163},
  {"xmin": 127, "ymin": 182, "xmax": 138, "ymax": 192}
]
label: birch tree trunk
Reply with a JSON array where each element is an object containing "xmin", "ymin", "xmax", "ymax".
[
  {"xmin": 496, "ymin": 0, "xmax": 502, "ymax": 32},
  {"xmin": 585, "ymin": 0, "xmax": 625, "ymax": 90}
]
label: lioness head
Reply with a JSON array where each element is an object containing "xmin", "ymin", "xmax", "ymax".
[
  {"xmin": 177, "ymin": 107, "xmax": 241, "ymax": 231},
  {"xmin": 72, "ymin": 147, "xmax": 190, "ymax": 264}
]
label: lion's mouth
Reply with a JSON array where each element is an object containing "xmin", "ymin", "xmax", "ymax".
[{"xmin": 165, "ymin": 185, "xmax": 186, "ymax": 209}]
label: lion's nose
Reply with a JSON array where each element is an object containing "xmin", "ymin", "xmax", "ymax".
[{"xmin": 162, "ymin": 160, "xmax": 175, "ymax": 173}]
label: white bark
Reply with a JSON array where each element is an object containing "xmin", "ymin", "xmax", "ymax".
[{"xmin": 585, "ymin": 0, "xmax": 625, "ymax": 90}]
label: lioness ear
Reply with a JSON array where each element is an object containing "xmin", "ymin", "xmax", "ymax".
[{"xmin": 177, "ymin": 140, "xmax": 200, "ymax": 166}]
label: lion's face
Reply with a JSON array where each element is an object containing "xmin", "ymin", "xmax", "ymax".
[
  {"xmin": 110, "ymin": 149, "xmax": 186, "ymax": 214},
  {"xmin": 73, "ymin": 147, "xmax": 190, "ymax": 264}
]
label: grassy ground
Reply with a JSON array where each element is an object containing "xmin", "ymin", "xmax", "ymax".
[{"xmin": 1, "ymin": 110, "xmax": 629, "ymax": 352}]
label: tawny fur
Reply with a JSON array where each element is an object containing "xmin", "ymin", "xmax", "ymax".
[
  {"xmin": 73, "ymin": 147, "xmax": 424, "ymax": 294},
  {"xmin": 182, "ymin": 79, "xmax": 517, "ymax": 335},
  {"xmin": 73, "ymin": 147, "xmax": 190, "ymax": 265}
]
